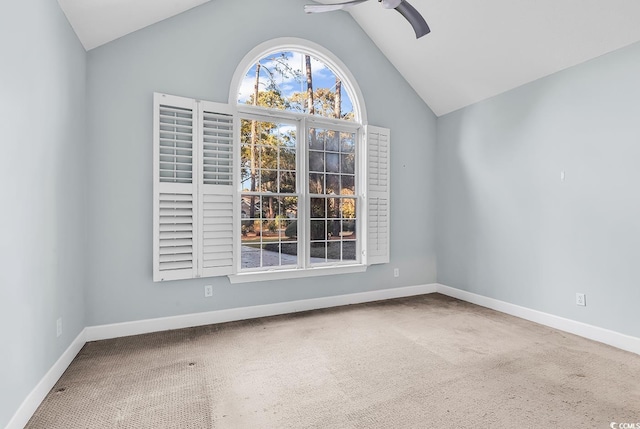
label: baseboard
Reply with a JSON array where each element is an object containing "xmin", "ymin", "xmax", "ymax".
[
  {"xmin": 85, "ymin": 283, "xmax": 438, "ymax": 341},
  {"xmin": 10, "ymin": 281, "xmax": 639, "ymax": 429},
  {"xmin": 436, "ymin": 283, "xmax": 640, "ymax": 356},
  {"xmin": 6, "ymin": 329, "xmax": 87, "ymax": 429}
]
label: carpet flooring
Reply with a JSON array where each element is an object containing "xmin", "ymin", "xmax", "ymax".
[{"xmin": 26, "ymin": 294, "xmax": 640, "ymax": 428}]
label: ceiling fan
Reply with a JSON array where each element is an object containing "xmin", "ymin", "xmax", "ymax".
[{"xmin": 304, "ymin": 0, "xmax": 430, "ymax": 39}]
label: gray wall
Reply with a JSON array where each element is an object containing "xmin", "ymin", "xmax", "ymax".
[
  {"xmin": 0, "ymin": 0, "xmax": 87, "ymax": 427},
  {"xmin": 436, "ymin": 41, "xmax": 640, "ymax": 338},
  {"xmin": 85, "ymin": 0, "xmax": 438, "ymax": 326}
]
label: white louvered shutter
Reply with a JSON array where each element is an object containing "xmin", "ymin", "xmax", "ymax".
[
  {"xmin": 198, "ymin": 101, "xmax": 237, "ymax": 277},
  {"xmin": 366, "ymin": 125, "xmax": 390, "ymax": 265},
  {"xmin": 153, "ymin": 94, "xmax": 199, "ymax": 281}
]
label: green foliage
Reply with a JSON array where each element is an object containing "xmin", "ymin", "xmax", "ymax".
[
  {"xmin": 285, "ymin": 220, "xmax": 328, "ymax": 240},
  {"xmin": 289, "ymin": 88, "xmax": 348, "ymax": 119},
  {"xmin": 285, "ymin": 221, "xmax": 297, "ymax": 239}
]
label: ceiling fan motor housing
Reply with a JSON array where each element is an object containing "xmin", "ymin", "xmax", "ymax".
[{"xmin": 380, "ymin": 0, "xmax": 403, "ymax": 9}]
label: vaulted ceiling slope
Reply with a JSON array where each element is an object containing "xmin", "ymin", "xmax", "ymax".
[{"xmin": 58, "ymin": 0, "xmax": 640, "ymax": 116}]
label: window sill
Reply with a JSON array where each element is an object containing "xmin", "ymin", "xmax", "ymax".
[{"xmin": 228, "ymin": 264, "xmax": 367, "ymax": 284}]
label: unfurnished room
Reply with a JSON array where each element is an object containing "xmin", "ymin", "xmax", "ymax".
[{"xmin": 2, "ymin": 0, "xmax": 640, "ymax": 428}]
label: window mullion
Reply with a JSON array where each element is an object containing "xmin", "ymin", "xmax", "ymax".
[
  {"xmin": 299, "ymin": 117, "xmax": 308, "ymax": 269},
  {"xmin": 356, "ymin": 126, "xmax": 364, "ymax": 262}
]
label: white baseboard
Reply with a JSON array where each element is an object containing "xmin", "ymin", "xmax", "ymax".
[
  {"xmin": 6, "ymin": 329, "xmax": 87, "ymax": 429},
  {"xmin": 10, "ymin": 281, "xmax": 639, "ymax": 429},
  {"xmin": 85, "ymin": 283, "xmax": 438, "ymax": 341},
  {"xmin": 436, "ymin": 283, "xmax": 640, "ymax": 356}
]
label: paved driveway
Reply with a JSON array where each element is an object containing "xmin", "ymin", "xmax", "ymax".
[{"xmin": 241, "ymin": 245, "xmax": 325, "ymax": 268}]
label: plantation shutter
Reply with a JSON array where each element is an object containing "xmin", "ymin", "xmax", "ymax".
[
  {"xmin": 198, "ymin": 101, "xmax": 237, "ymax": 277},
  {"xmin": 366, "ymin": 125, "xmax": 390, "ymax": 265},
  {"xmin": 153, "ymin": 94, "xmax": 199, "ymax": 281}
]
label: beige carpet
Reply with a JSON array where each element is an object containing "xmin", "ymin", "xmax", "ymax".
[{"xmin": 26, "ymin": 294, "xmax": 640, "ymax": 428}]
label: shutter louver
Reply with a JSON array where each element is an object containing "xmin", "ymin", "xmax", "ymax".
[
  {"xmin": 202, "ymin": 111, "xmax": 234, "ymax": 186},
  {"xmin": 158, "ymin": 191, "xmax": 194, "ymax": 271},
  {"xmin": 154, "ymin": 94, "xmax": 198, "ymax": 281},
  {"xmin": 198, "ymin": 101, "xmax": 237, "ymax": 277},
  {"xmin": 201, "ymin": 192, "xmax": 234, "ymax": 273},
  {"xmin": 158, "ymin": 106, "xmax": 194, "ymax": 184},
  {"xmin": 366, "ymin": 126, "xmax": 390, "ymax": 265}
]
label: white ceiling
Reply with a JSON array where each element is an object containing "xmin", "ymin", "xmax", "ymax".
[
  {"xmin": 57, "ymin": 0, "xmax": 210, "ymax": 51},
  {"xmin": 57, "ymin": 0, "xmax": 640, "ymax": 116}
]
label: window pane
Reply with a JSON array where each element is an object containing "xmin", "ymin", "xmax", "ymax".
[
  {"xmin": 341, "ymin": 175, "xmax": 355, "ymax": 194},
  {"xmin": 326, "ymin": 130, "xmax": 339, "ymax": 152},
  {"xmin": 311, "ymin": 241, "xmax": 327, "ymax": 260},
  {"xmin": 309, "ymin": 173, "xmax": 324, "ymax": 194},
  {"xmin": 327, "ymin": 219, "xmax": 341, "ymax": 237},
  {"xmin": 310, "ymin": 220, "xmax": 326, "ymax": 240},
  {"xmin": 326, "ymin": 198, "xmax": 339, "ymax": 219},
  {"xmin": 326, "ymin": 153, "xmax": 340, "ymax": 173},
  {"xmin": 310, "ymin": 198, "xmax": 325, "ymax": 218},
  {"xmin": 341, "ymin": 198, "xmax": 356, "ymax": 219},
  {"xmin": 261, "ymin": 146, "xmax": 277, "ymax": 165},
  {"xmin": 341, "ymin": 153, "xmax": 355, "ymax": 174},
  {"xmin": 341, "ymin": 220, "xmax": 356, "ymax": 237},
  {"xmin": 259, "ymin": 169, "xmax": 277, "ymax": 191},
  {"xmin": 282, "ymin": 219, "xmax": 297, "ymax": 241},
  {"xmin": 262, "ymin": 248, "xmax": 282, "ymax": 267},
  {"xmin": 309, "ymin": 130, "xmax": 323, "ymax": 150},
  {"xmin": 309, "ymin": 151, "xmax": 324, "ymax": 172},
  {"xmin": 341, "ymin": 133, "xmax": 355, "ymax": 152},
  {"xmin": 279, "ymin": 171, "xmax": 296, "ymax": 193},
  {"xmin": 327, "ymin": 241, "xmax": 341, "ymax": 263},
  {"xmin": 326, "ymin": 174, "xmax": 340, "ymax": 195},
  {"xmin": 283, "ymin": 196, "xmax": 298, "ymax": 217},
  {"xmin": 280, "ymin": 148, "xmax": 296, "ymax": 170},
  {"xmin": 342, "ymin": 241, "xmax": 356, "ymax": 261},
  {"xmin": 242, "ymin": 244, "xmax": 262, "ymax": 269}
]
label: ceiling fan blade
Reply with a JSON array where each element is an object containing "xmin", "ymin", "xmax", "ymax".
[
  {"xmin": 394, "ymin": 0, "xmax": 430, "ymax": 39},
  {"xmin": 304, "ymin": 0, "xmax": 370, "ymax": 14}
]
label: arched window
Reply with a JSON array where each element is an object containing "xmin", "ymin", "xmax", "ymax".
[
  {"xmin": 238, "ymin": 51, "xmax": 356, "ymax": 120},
  {"xmin": 230, "ymin": 38, "xmax": 366, "ymax": 122},
  {"xmin": 232, "ymin": 40, "xmax": 367, "ymax": 273},
  {"xmin": 152, "ymin": 39, "xmax": 387, "ymax": 283}
]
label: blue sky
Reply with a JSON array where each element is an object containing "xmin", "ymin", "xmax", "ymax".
[{"xmin": 237, "ymin": 51, "xmax": 354, "ymax": 117}]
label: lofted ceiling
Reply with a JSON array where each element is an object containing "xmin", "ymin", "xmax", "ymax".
[{"xmin": 57, "ymin": 0, "xmax": 640, "ymax": 116}]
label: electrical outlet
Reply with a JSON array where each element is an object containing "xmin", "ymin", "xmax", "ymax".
[
  {"xmin": 394, "ymin": 268, "xmax": 400, "ymax": 278},
  {"xmin": 204, "ymin": 285, "xmax": 213, "ymax": 298},
  {"xmin": 576, "ymin": 293, "xmax": 586, "ymax": 306},
  {"xmin": 56, "ymin": 318, "xmax": 63, "ymax": 337}
]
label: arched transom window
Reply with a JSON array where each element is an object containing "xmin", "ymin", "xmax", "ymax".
[{"xmin": 238, "ymin": 51, "xmax": 356, "ymax": 121}]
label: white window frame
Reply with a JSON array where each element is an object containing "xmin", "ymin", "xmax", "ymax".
[
  {"xmin": 228, "ymin": 38, "xmax": 370, "ymax": 283},
  {"xmin": 231, "ymin": 106, "xmax": 366, "ymax": 283}
]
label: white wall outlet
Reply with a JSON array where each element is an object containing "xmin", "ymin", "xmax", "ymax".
[
  {"xmin": 204, "ymin": 285, "xmax": 213, "ymax": 298},
  {"xmin": 56, "ymin": 318, "xmax": 63, "ymax": 337},
  {"xmin": 576, "ymin": 293, "xmax": 586, "ymax": 306},
  {"xmin": 393, "ymin": 268, "xmax": 400, "ymax": 278}
]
